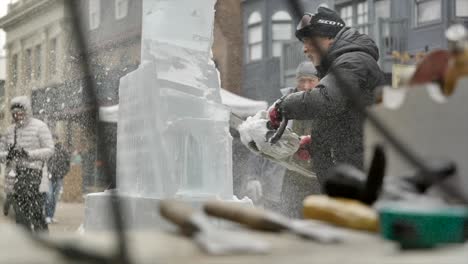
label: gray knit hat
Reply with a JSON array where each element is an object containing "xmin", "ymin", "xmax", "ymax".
[{"xmin": 296, "ymin": 61, "xmax": 318, "ymax": 79}]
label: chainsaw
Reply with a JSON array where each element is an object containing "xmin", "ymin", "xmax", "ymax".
[{"xmin": 230, "ymin": 112, "xmax": 316, "ymax": 179}]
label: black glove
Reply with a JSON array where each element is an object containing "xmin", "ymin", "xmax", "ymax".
[
  {"xmin": 268, "ymin": 101, "xmax": 283, "ymax": 129},
  {"xmin": 6, "ymin": 147, "xmax": 28, "ymax": 161},
  {"xmin": 268, "ymin": 96, "xmax": 289, "ymax": 129},
  {"xmin": 6, "ymin": 146, "xmax": 16, "ymax": 161}
]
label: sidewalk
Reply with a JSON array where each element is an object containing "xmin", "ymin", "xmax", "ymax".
[
  {"xmin": 48, "ymin": 202, "xmax": 85, "ymax": 233},
  {"xmin": 0, "ymin": 201, "xmax": 85, "ymax": 233}
]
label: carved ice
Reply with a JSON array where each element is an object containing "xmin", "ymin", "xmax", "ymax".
[
  {"xmin": 84, "ymin": 0, "xmax": 251, "ymax": 231},
  {"xmin": 117, "ymin": 0, "xmax": 233, "ymax": 200}
]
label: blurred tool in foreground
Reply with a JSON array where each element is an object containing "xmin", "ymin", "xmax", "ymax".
[
  {"xmin": 378, "ymin": 203, "xmax": 468, "ymax": 249},
  {"xmin": 204, "ymin": 200, "xmax": 342, "ymax": 243},
  {"xmin": 159, "ymin": 200, "xmax": 270, "ymax": 255}
]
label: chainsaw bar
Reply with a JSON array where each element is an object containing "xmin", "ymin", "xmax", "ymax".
[{"xmin": 230, "ymin": 113, "xmax": 317, "ymax": 179}]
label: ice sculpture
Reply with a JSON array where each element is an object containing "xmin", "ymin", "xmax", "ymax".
[
  {"xmin": 85, "ymin": 0, "xmax": 246, "ymax": 230},
  {"xmin": 117, "ymin": 0, "xmax": 232, "ymax": 199}
]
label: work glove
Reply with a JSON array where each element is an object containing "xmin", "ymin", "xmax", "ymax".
[
  {"xmin": 294, "ymin": 135, "xmax": 312, "ymax": 161},
  {"xmin": 268, "ymin": 99, "xmax": 283, "ymax": 129},
  {"xmin": 6, "ymin": 147, "xmax": 29, "ymax": 161},
  {"xmin": 268, "ymin": 105, "xmax": 282, "ymax": 129}
]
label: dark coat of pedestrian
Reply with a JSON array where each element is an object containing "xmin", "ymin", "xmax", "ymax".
[
  {"xmin": 48, "ymin": 142, "xmax": 71, "ymax": 180},
  {"xmin": 45, "ymin": 141, "xmax": 71, "ymax": 223}
]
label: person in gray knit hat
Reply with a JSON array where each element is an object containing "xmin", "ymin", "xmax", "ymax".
[
  {"xmin": 245, "ymin": 61, "xmax": 321, "ymax": 216},
  {"xmin": 281, "ymin": 61, "xmax": 319, "ymax": 95},
  {"xmin": 295, "ymin": 61, "xmax": 319, "ymax": 92},
  {"xmin": 278, "ymin": 61, "xmax": 320, "ymax": 218}
]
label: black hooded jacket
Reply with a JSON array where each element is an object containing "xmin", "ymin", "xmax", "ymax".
[
  {"xmin": 48, "ymin": 143, "xmax": 71, "ymax": 179},
  {"xmin": 281, "ymin": 27, "xmax": 385, "ymax": 184}
]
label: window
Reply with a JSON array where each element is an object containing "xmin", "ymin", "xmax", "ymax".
[
  {"xmin": 247, "ymin": 12, "xmax": 262, "ymax": 62},
  {"xmin": 340, "ymin": 5, "xmax": 353, "ymax": 27},
  {"xmin": 272, "ymin": 11, "xmax": 292, "ymax": 57},
  {"xmin": 375, "ymin": 0, "xmax": 391, "ymax": 19},
  {"xmin": 49, "ymin": 38, "xmax": 57, "ymax": 75},
  {"xmin": 11, "ymin": 54, "xmax": 18, "ymax": 85},
  {"xmin": 356, "ymin": 2, "xmax": 369, "ymax": 34},
  {"xmin": 89, "ymin": 0, "xmax": 101, "ymax": 30},
  {"xmin": 339, "ymin": 2, "xmax": 368, "ymax": 33},
  {"xmin": 35, "ymin": 45, "xmax": 42, "ymax": 80},
  {"xmin": 115, "ymin": 0, "xmax": 128, "ymax": 20},
  {"xmin": 376, "ymin": 0, "xmax": 392, "ymax": 51},
  {"xmin": 415, "ymin": 0, "xmax": 441, "ymax": 26},
  {"xmin": 25, "ymin": 48, "xmax": 32, "ymax": 82},
  {"xmin": 456, "ymin": 0, "xmax": 468, "ymax": 17}
]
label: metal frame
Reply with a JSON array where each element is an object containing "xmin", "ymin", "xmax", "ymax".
[{"xmin": 412, "ymin": 0, "xmax": 443, "ymax": 29}]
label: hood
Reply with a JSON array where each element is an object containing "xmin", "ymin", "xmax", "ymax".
[
  {"xmin": 280, "ymin": 87, "xmax": 296, "ymax": 96},
  {"xmin": 321, "ymin": 27, "xmax": 380, "ymax": 73},
  {"xmin": 10, "ymin": 96, "xmax": 33, "ymax": 119}
]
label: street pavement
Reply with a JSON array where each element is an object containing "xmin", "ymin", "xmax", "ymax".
[{"xmin": 0, "ymin": 201, "xmax": 85, "ymax": 234}]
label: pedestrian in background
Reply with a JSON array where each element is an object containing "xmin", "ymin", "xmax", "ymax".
[
  {"xmin": 0, "ymin": 96, "xmax": 54, "ymax": 232},
  {"xmin": 45, "ymin": 135, "xmax": 71, "ymax": 224},
  {"xmin": 280, "ymin": 61, "xmax": 321, "ymax": 218}
]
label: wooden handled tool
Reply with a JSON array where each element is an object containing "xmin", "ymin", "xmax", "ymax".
[
  {"xmin": 159, "ymin": 199, "xmax": 270, "ymax": 255},
  {"xmin": 159, "ymin": 199, "xmax": 200, "ymax": 236},
  {"xmin": 204, "ymin": 201, "xmax": 285, "ymax": 231},
  {"xmin": 204, "ymin": 200, "xmax": 342, "ymax": 243}
]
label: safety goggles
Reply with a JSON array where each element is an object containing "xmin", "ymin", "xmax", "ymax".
[
  {"xmin": 10, "ymin": 103, "xmax": 24, "ymax": 111},
  {"xmin": 296, "ymin": 13, "xmax": 314, "ymax": 31}
]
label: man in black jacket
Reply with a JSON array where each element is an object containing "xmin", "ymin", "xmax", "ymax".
[
  {"xmin": 269, "ymin": 7, "xmax": 385, "ymax": 185},
  {"xmin": 45, "ymin": 137, "xmax": 71, "ymax": 224}
]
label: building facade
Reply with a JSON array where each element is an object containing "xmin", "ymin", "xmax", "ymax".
[
  {"xmin": 0, "ymin": 0, "xmax": 96, "ymax": 199},
  {"xmin": 0, "ymin": 0, "xmax": 72, "ymax": 127},
  {"xmin": 0, "ymin": 0, "xmax": 94, "ymax": 148},
  {"xmin": 241, "ymin": 0, "xmax": 302, "ymax": 104},
  {"xmin": 0, "ymin": 55, "xmax": 6, "ymax": 120},
  {"xmin": 0, "ymin": 0, "xmax": 101, "ymax": 197},
  {"xmin": 213, "ymin": 0, "xmax": 244, "ymax": 95}
]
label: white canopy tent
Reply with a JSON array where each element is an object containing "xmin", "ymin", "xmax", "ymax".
[
  {"xmin": 99, "ymin": 89, "xmax": 268, "ymax": 123},
  {"xmin": 219, "ymin": 88, "xmax": 268, "ymax": 118}
]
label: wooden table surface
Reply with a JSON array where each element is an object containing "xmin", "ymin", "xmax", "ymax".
[{"xmin": 0, "ymin": 222, "xmax": 466, "ymax": 264}]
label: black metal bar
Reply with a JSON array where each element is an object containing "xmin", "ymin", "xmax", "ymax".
[
  {"xmin": 63, "ymin": 1, "xmax": 130, "ymax": 262},
  {"xmin": 27, "ymin": 1, "xmax": 131, "ymax": 264},
  {"xmin": 268, "ymin": 117, "xmax": 288, "ymax": 144}
]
